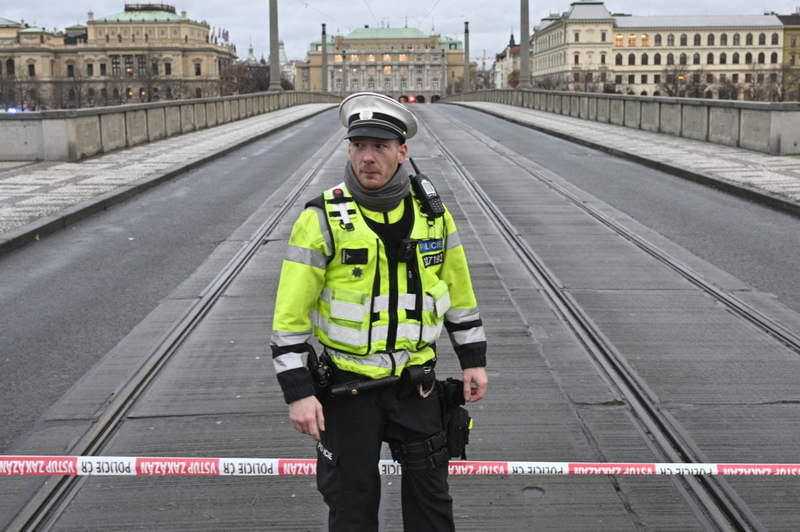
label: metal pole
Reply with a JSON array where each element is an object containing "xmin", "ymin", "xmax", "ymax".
[
  {"xmin": 463, "ymin": 21, "xmax": 470, "ymax": 96},
  {"xmin": 321, "ymin": 24, "xmax": 328, "ymax": 93},
  {"xmin": 518, "ymin": 0, "xmax": 532, "ymax": 89},
  {"xmin": 268, "ymin": 0, "xmax": 282, "ymax": 91}
]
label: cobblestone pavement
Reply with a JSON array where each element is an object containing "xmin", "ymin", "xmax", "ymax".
[
  {"xmin": 455, "ymin": 102, "xmax": 800, "ymax": 204},
  {"xmin": 0, "ymin": 104, "xmax": 336, "ymax": 236}
]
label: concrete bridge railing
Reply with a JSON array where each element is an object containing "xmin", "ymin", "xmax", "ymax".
[
  {"xmin": 446, "ymin": 89, "xmax": 800, "ymax": 156},
  {"xmin": 0, "ymin": 91, "xmax": 342, "ymax": 162}
]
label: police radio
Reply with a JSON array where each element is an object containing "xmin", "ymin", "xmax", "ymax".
[{"xmin": 408, "ymin": 158, "xmax": 445, "ymax": 219}]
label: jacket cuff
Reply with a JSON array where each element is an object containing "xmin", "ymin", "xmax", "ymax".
[
  {"xmin": 458, "ymin": 353, "xmax": 487, "ymax": 370},
  {"xmin": 283, "ymin": 382, "xmax": 316, "ymax": 404}
]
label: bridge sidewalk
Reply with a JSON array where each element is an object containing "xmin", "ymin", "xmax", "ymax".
[
  {"xmin": 0, "ymin": 103, "xmax": 336, "ymax": 257},
  {"xmin": 452, "ymin": 101, "xmax": 800, "ymax": 216}
]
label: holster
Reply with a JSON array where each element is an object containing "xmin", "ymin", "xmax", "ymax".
[{"xmin": 438, "ymin": 378, "xmax": 472, "ymax": 460}]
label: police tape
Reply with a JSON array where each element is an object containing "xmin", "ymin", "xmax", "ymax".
[{"xmin": 2, "ymin": 456, "xmax": 800, "ymax": 477}]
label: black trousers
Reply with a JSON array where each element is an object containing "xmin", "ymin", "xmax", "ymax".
[{"xmin": 316, "ymin": 369, "xmax": 455, "ymax": 532}]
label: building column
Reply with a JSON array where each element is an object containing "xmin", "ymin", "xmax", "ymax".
[
  {"xmin": 268, "ymin": 0, "xmax": 282, "ymax": 91},
  {"xmin": 518, "ymin": 0, "xmax": 532, "ymax": 89}
]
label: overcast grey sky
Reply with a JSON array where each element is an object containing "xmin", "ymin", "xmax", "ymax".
[{"xmin": 4, "ymin": 0, "xmax": 800, "ymax": 68}]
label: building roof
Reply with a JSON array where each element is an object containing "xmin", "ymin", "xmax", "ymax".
[
  {"xmin": 308, "ymin": 35, "xmax": 335, "ymax": 52},
  {"xmin": 567, "ymin": 1, "xmax": 614, "ymax": 20},
  {"xmin": 614, "ymin": 15, "xmax": 783, "ymax": 29},
  {"xmin": 19, "ymin": 26, "xmax": 45, "ymax": 34},
  {"xmin": 438, "ymin": 35, "xmax": 463, "ymax": 50},
  {"xmin": 345, "ymin": 27, "xmax": 429, "ymax": 40},
  {"xmin": 0, "ymin": 17, "xmax": 22, "ymax": 27},
  {"xmin": 94, "ymin": 4, "xmax": 185, "ymax": 23},
  {"xmin": 777, "ymin": 14, "xmax": 800, "ymax": 25}
]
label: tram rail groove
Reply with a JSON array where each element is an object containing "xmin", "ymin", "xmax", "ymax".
[
  {"xmin": 422, "ymin": 108, "xmax": 767, "ymax": 531},
  {"xmin": 6, "ymin": 133, "xmax": 345, "ymax": 532}
]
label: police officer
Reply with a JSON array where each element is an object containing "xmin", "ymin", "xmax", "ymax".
[{"xmin": 271, "ymin": 92, "xmax": 488, "ymax": 531}]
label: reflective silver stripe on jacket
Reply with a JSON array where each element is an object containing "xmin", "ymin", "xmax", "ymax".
[
  {"xmin": 314, "ymin": 316, "xmax": 443, "ymax": 347},
  {"xmin": 311, "ymin": 206, "xmax": 334, "ymax": 262},
  {"xmin": 449, "ymin": 326, "xmax": 486, "ymax": 346},
  {"xmin": 319, "ymin": 290, "xmax": 437, "ymax": 314},
  {"xmin": 285, "ymin": 244, "xmax": 327, "ymax": 270},
  {"xmin": 445, "ymin": 230, "xmax": 461, "ymax": 251},
  {"xmin": 444, "ymin": 306, "xmax": 481, "ymax": 324},
  {"xmin": 271, "ymin": 329, "xmax": 313, "ymax": 347},
  {"xmin": 273, "ymin": 350, "xmax": 309, "ymax": 374},
  {"xmin": 327, "ymin": 348, "xmax": 412, "ymax": 369}
]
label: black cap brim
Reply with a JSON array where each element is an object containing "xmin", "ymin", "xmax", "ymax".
[{"xmin": 346, "ymin": 125, "xmax": 405, "ymax": 142}]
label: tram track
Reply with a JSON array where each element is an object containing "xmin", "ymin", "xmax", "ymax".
[
  {"xmin": 421, "ymin": 106, "xmax": 789, "ymax": 531},
  {"xmin": 6, "ymin": 133, "xmax": 345, "ymax": 532}
]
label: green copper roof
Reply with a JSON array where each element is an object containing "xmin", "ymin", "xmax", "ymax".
[
  {"xmin": 345, "ymin": 27, "xmax": 429, "ymax": 40},
  {"xmin": 19, "ymin": 26, "xmax": 45, "ymax": 33},
  {"xmin": 95, "ymin": 8, "xmax": 184, "ymax": 23}
]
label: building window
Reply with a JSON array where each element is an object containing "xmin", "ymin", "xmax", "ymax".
[
  {"xmin": 694, "ymin": 34, "xmax": 701, "ymax": 46},
  {"xmin": 384, "ymin": 78, "xmax": 391, "ymax": 90},
  {"xmin": 432, "ymin": 66, "xmax": 440, "ymax": 76},
  {"xmin": 416, "ymin": 54, "xmax": 424, "ymax": 61},
  {"xmin": 195, "ymin": 88, "xmax": 202, "ymax": 98},
  {"xmin": 383, "ymin": 54, "xmax": 391, "ymax": 61},
  {"xmin": 746, "ymin": 34, "xmax": 753, "ymax": 45},
  {"xmin": 416, "ymin": 77, "xmax": 423, "ymax": 88},
  {"xmin": 152, "ymin": 61, "xmax": 158, "ymax": 76},
  {"xmin": 67, "ymin": 64, "xmax": 74, "ymax": 77},
  {"xmin": 302, "ymin": 80, "xmax": 309, "ymax": 89},
  {"xmin": 654, "ymin": 53, "xmax": 661, "ymax": 65},
  {"xmin": 368, "ymin": 66, "xmax": 376, "ymax": 75},
  {"xmin": 654, "ymin": 74, "xmax": 661, "ymax": 84},
  {"xmin": 720, "ymin": 34, "xmax": 728, "ymax": 46},
  {"xmin": 600, "ymin": 54, "xmax": 606, "ymax": 64},
  {"xmin": 615, "ymin": 74, "xmax": 623, "ymax": 84},
  {"xmin": 100, "ymin": 63, "xmax": 107, "ymax": 76},
  {"xmin": 601, "ymin": 32, "xmax": 606, "ymax": 42},
  {"xmin": 138, "ymin": 56, "xmax": 146, "ymax": 76},
  {"xmin": 667, "ymin": 53, "xmax": 674, "ymax": 65},
  {"xmin": 615, "ymin": 34, "xmax": 623, "ymax": 46},
  {"xmin": 399, "ymin": 54, "xmax": 407, "ymax": 61},
  {"xmin": 641, "ymin": 34, "xmax": 649, "ymax": 46},
  {"xmin": 732, "ymin": 74, "xmax": 739, "ymax": 83},
  {"xmin": 574, "ymin": 32, "xmax": 580, "ymax": 42},
  {"xmin": 733, "ymin": 52, "xmax": 740, "ymax": 64},
  {"xmin": 195, "ymin": 63, "xmax": 202, "ymax": 76},
  {"xmin": 335, "ymin": 79, "xmax": 342, "ymax": 90},
  {"xmin": 124, "ymin": 56, "xmax": 133, "ymax": 76},
  {"xmin": 693, "ymin": 53, "xmax": 701, "ymax": 65},
  {"xmin": 707, "ymin": 74, "xmax": 714, "ymax": 84},
  {"xmin": 641, "ymin": 74, "xmax": 648, "ymax": 84},
  {"xmin": 433, "ymin": 78, "xmax": 439, "ymax": 89},
  {"xmin": 368, "ymin": 78, "xmax": 375, "ymax": 89},
  {"xmin": 573, "ymin": 72, "xmax": 581, "ymax": 82},
  {"xmin": 368, "ymin": 54, "xmax": 375, "ymax": 62},
  {"xmin": 720, "ymin": 52, "xmax": 727, "ymax": 64},
  {"xmin": 771, "ymin": 52, "xmax": 778, "ymax": 64},
  {"xmin": 628, "ymin": 53, "xmax": 636, "ymax": 65},
  {"xmin": 350, "ymin": 54, "xmax": 359, "ymax": 62},
  {"xmin": 384, "ymin": 65, "xmax": 392, "ymax": 75},
  {"xmin": 574, "ymin": 54, "xmax": 580, "ymax": 65},
  {"xmin": 628, "ymin": 74, "xmax": 635, "ymax": 85},
  {"xmin": 792, "ymin": 36, "xmax": 797, "ymax": 47},
  {"xmin": 400, "ymin": 65, "xmax": 408, "ymax": 75},
  {"xmin": 641, "ymin": 53, "xmax": 649, "ymax": 65},
  {"xmin": 667, "ymin": 34, "xmax": 675, "ymax": 46},
  {"xmin": 28, "ymin": 64, "xmax": 35, "ymax": 77},
  {"xmin": 352, "ymin": 78, "xmax": 358, "ymax": 89},
  {"xmin": 680, "ymin": 34, "xmax": 687, "ymax": 46},
  {"xmin": 758, "ymin": 52, "xmax": 765, "ymax": 64},
  {"xmin": 655, "ymin": 34, "xmax": 662, "ymax": 46},
  {"xmin": 334, "ymin": 54, "xmax": 343, "ymax": 63},
  {"xmin": 165, "ymin": 63, "xmax": 172, "ymax": 76},
  {"xmin": 615, "ymin": 53, "xmax": 623, "ymax": 65},
  {"xmin": 759, "ymin": 33, "xmax": 766, "ymax": 45},
  {"xmin": 707, "ymin": 53, "xmax": 715, "ymax": 64},
  {"xmin": 600, "ymin": 72, "xmax": 607, "ymax": 82},
  {"xmin": 628, "ymin": 34, "xmax": 636, "ymax": 47},
  {"xmin": 792, "ymin": 55, "xmax": 796, "ymax": 66},
  {"xmin": 734, "ymin": 34, "xmax": 741, "ymax": 46},
  {"xmin": 415, "ymin": 66, "xmax": 423, "ymax": 75},
  {"xmin": 680, "ymin": 53, "xmax": 687, "ymax": 65},
  {"xmin": 400, "ymin": 78, "xmax": 407, "ymax": 89},
  {"xmin": 745, "ymin": 52, "xmax": 752, "ymax": 64},
  {"xmin": 745, "ymin": 73, "xmax": 753, "ymax": 83}
]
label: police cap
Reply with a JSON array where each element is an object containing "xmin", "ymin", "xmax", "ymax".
[{"xmin": 339, "ymin": 92, "xmax": 418, "ymax": 143}]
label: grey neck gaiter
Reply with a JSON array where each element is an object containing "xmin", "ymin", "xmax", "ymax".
[{"xmin": 344, "ymin": 162, "xmax": 410, "ymax": 213}]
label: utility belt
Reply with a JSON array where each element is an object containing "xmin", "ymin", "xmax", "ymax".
[{"xmin": 308, "ymin": 347, "xmax": 472, "ymax": 467}]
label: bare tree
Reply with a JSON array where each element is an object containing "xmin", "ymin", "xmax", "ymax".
[
  {"xmin": 716, "ymin": 78, "xmax": 740, "ymax": 100},
  {"xmin": 658, "ymin": 63, "xmax": 692, "ymax": 97},
  {"xmin": 507, "ymin": 69, "xmax": 520, "ymax": 88},
  {"xmin": 770, "ymin": 64, "xmax": 800, "ymax": 102}
]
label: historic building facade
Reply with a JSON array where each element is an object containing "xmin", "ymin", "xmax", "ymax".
[
  {"xmin": 298, "ymin": 26, "xmax": 474, "ymax": 102},
  {"xmin": 532, "ymin": 0, "xmax": 791, "ymax": 100},
  {"xmin": 0, "ymin": 4, "xmax": 236, "ymax": 110}
]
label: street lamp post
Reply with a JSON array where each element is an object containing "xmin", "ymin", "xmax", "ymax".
[
  {"xmin": 518, "ymin": 0, "xmax": 532, "ymax": 89},
  {"xmin": 268, "ymin": 0, "xmax": 282, "ymax": 91},
  {"xmin": 463, "ymin": 21, "xmax": 470, "ymax": 97},
  {"xmin": 321, "ymin": 24, "xmax": 328, "ymax": 93}
]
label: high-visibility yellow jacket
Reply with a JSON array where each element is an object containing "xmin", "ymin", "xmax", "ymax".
[{"xmin": 272, "ymin": 183, "xmax": 486, "ymax": 403}]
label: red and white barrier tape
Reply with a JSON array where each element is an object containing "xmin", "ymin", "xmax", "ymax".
[{"xmin": 2, "ymin": 457, "xmax": 800, "ymax": 477}]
